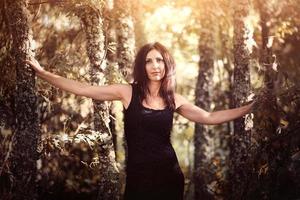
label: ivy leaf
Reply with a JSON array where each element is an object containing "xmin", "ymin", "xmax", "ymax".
[{"xmin": 272, "ymin": 62, "xmax": 278, "ymax": 72}]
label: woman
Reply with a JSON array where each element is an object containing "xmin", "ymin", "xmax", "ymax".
[{"xmin": 26, "ymin": 42, "xmax": 253, "ymax": 200}]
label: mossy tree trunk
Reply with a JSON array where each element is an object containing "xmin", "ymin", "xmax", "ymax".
[
  {"xmin": 75, "ymin": 4, "xmax": 120, "ymax": 200},
  {"xmin": 5, "ymin": 0, "xmax": 40, "ymax": 199}
]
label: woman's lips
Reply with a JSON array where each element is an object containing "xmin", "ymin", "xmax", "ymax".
[{"xmin": 152, "ymin": 72, "xmax": 160, "ymax": 75}]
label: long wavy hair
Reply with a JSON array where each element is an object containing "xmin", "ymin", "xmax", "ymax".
[{"xmin": 132, "ymin": 42, "xmax": 176, "ymax": 110}]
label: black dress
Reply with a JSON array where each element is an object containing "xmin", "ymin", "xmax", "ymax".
[{"xmin": 123, "ymin": 84, "xmax": 184, "ymax": 200}]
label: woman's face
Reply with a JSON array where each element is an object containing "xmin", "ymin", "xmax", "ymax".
[{"xmin": 145, "ymin": 49, "xmax": 165, "ymax": 82}]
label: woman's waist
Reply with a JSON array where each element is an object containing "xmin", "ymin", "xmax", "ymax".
[{"xmin": 127, "ymin": 145, "xmax": 178, "ymax": 166}]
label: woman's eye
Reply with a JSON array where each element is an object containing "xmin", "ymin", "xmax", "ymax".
[
  {"xmin": 146, "ymin": 60, "xmax": 151, "ymax": 63},
  {"xmin": 156, "ymin": 58, "xmax": 163, "ymax": 63}
]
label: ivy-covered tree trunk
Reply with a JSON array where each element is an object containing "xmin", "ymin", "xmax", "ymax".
[
  {"xmin": 194, "ymin": 1, "xmax": 215, "ymax": 199},
  {"xmin": 76, "ymin": 5, "xmax": 119, "ymax": 200},
  {"xmin": 228, "ymin": 0, "xmax": 252, "ymax": 199},
  {"xmin": 115, "ymin": 0, "xmax": 135, "ymax": 82},
  {"xmin": 5, "ymin": 0, "xmax": 40, "ymax": 199}
]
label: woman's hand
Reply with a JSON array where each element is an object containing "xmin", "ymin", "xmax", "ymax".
[{"xmin": 25, "ymin": 58, "xmax": 45, "ymax": 75}]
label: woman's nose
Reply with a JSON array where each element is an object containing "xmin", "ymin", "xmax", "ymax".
[{"xmin": 153, "ymin": 61, "xmax": 159, "ymax": 68}]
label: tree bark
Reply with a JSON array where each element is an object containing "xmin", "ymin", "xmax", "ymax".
[
  {"xmin": 5, "ymin": 0, "xmax": 40, "ymax": 199},
  {"xmin": 131, "ymin": 0, "xmax": 147, "ymax": 49},
  {"xmin": 228, "ymin": 0, "xmax": 252, "ymax": 199},
  {"xmin": 258, "ymin": 0, "xmax": 276, "ymax": 91},
  {"xmin": 194, "ymin": 1, "xmax": 215, "ymax": 199},
  {"xmin": 75, "ymin": 5, "xmax": 119, "ymax": 200},
  {"xmin": 250, "ymin": 0, "xmax": 280, "ymax": 198},
  {"xmin": 114, "ymin": 0, "xmax": 136, "ymax": 82}
]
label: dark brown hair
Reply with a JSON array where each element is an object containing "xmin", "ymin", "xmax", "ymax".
[{"xmin": 133, "ymin": 42, "xmax": 176, "ymax": 110}]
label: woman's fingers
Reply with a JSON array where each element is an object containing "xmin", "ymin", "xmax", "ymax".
[
  {"xmin": 23, "ymin": 59, "xmax": 34, "ymax": 66},
  {"xmin": 24, "ymin": 60, "xmax": 32, "ymax": 65},
  {"xmin": 23, "ymin": 58, "xmax": 45, "ymax": 74},
  {"xmin": 24, "ymin": 60, "xmax": 36, "ymax": 68}
]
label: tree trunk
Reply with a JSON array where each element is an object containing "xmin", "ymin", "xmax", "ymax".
[
  {"xmin": 5, "ymin": 0, "xmax": 40, "ymax": 199},
  {"xmin": 131, "ymin": 0, "xmax": 147, "ymax": 49},
  {"xmin": 104, "ymin": 0, "xmax": 119, "ymax": 157},
  {"xmin": 76, "ymin": 5, "xmax": 119, "ymax": 200},
  {"xmin": 218, "ymin": 0, "xmax": 234, "ymax": 133},
  {"xmin": 115, "ymin": 0, "xmax": 136, "ymax": 82},
  {"xmin": 194, "ymin": 1, "xmax": 215, "ymax": 199},
  {"xmin": 228, "ymin": 0, "xmax": 252, "ymax": 199},
  {"xmin": 258, "ymin": 0, "xmax": 277, "ymax": 92},
  {"xmin": 250, "ymin": 0, "xmax": 280, "ymax": 198},
  {"xmin": 0, "ymin": 0, "xmax": 15, "ymax": 130}
]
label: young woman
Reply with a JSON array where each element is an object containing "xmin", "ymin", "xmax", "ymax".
[{"xmin": 26, "ymin": 42, "xmax": 253, "ymax": 200}]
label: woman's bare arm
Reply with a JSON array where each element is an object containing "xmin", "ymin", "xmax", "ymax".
[
  {"xmin": 25, "ymin": 58, "xmax": 131, "ymax": 105},
  {"xmin": 175, "ymin": 93, "xmax": 253, "ymax": 125}
]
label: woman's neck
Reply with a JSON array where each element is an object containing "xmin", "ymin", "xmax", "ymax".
[{"xmin": 147, "ymin": 81, "xmax": 161, "ymax": 97}]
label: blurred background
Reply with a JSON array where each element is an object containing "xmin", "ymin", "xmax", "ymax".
[{"xmin": 1, "ymin": 0, "xmax": 300, "ymax": 199}]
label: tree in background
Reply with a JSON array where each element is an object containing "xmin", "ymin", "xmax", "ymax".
[
  {"xmin": 114, "ymin": 0, "xmax": 136, "ymax": 181},
  {"xmin": 228, "ymin": 0, "xmax": 253, "ymax": 199},
  {"xmin": 0, "ymin": 4, "xmax": 15, "ymax": 197},
  {"xmin": 72, "ymin": 2, "xmax": 120, "ymax": 199},
  {"xmin": 115, "ymin": 0, "xmax": 136, "ymax": 82},
  {"xmin": 218, "ymin": 0, "xmax": 234, "ymax": 130},
  {"xmin": 247, "ymin": 0, "xmax": 300, "ymax": 199},
  {"xmin": 193, "ymin": 0, "xmax": 215, "ymax": 199},
  {"xmin": 131, "ymin": 0, "xmax": 147, "ymax": 49},
  {"xmin": 5, "ymin": 0, "xmax": 40, "ymax": 199},
  {"xmin": 0, "ymin": 0, "xmax": 15, "ymax": 129},
  {"xmin": 253, "ymin": 0, "xmax": 280, "ymax": 197}
]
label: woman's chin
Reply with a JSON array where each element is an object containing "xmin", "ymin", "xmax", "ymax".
[
  {"xmin": 147, "ymin": 75, "xmax": 161, "ymax": 81},
  {"xmin": 152, "ymin": 76, "xmax": 162, "ymax": 81}
]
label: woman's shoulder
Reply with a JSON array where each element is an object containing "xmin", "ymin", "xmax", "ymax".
[
  {"xmin": 174, "ymin": 93, "xmax": 189, "ymax": 111},
  {"xmin": 114, "ymin": 83, "xmax": 132, "ymax": 95},
  {"xmin": 114, "ymin": 83, "xmax": 133, "ymax": 109}
]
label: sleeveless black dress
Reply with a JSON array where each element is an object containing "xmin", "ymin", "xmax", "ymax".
[{"xmin": 123, "ymin": 84, "xmax": 184, "ymax": 200}]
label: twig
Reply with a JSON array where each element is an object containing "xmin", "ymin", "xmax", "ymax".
[
  {"xmin": 32, "ymin": 0, "xmax": 42, "ymax": 22},
  {"xmin": 73, "ymin": 120, "xmax": 87, "ymax": 135}
]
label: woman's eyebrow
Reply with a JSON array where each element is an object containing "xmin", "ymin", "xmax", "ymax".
[{"xmin": 146, "ymin": 56, "xmax": 163, "ymax": 60}]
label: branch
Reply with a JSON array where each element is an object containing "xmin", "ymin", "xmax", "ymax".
[{"xmin": 28, "ymin": 0, "xmax": 65, "ymax": 6}]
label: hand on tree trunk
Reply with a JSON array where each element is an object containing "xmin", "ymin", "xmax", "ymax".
[{"xmin": 24, "ymin": 58, "xmax": 45, "ymax": 75}]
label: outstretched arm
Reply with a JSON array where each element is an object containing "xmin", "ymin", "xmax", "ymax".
[
  {"xmin": 175, "ymin": 94, "xmax": 253, "ymax": 125},
  {"xmin": 25, "ymin": 58, "xmax": 131, "ymax": 103}
]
